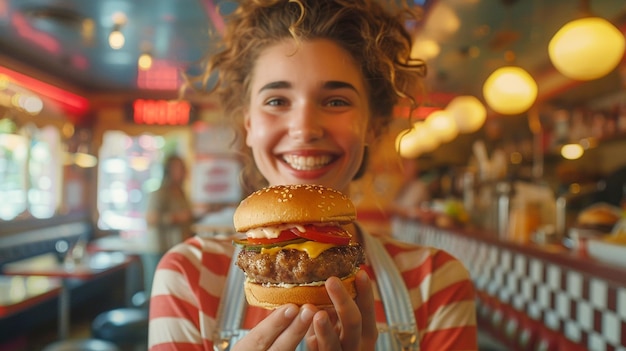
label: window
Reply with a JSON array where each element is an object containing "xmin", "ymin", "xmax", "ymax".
[
  {"xmin": 97, "ymin": 130, "xmax": 190, "ymax": 237},
  {"xmin": 0, "ymin": 120, "xmax": 61, "ymax": 220}
]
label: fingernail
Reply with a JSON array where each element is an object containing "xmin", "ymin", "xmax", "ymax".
[
  {"xmin": 316, "ymin": 312, "xmax": 329, "ymax": 327},
  {"xmin": 300, "ymin": 306, "xmax": 315, "ymax": 322},
  {"xmin": 284, "ymin": 305, "xmax": 298, "ymax": 319},
  {"xmin": 326, "ymin": 276, "xmax": 341, "ymax": 292}
]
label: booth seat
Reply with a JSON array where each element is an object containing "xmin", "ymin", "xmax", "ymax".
[
  {"xmin": 0, "ymin": 217, "xmax": 93, "ymax": 268},
  {"xmin": 0, "ymin": 217, "xmax": 138, "ymax": 349}
]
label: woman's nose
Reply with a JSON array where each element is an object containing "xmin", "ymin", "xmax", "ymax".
[{"xmin": 288, "ymin": 104, "xmax": 324, "ymax": 141}]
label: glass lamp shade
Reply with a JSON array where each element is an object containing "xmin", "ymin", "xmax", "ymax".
[
  {"xmin": 483, "ymin": 66, "xmax": 538, "ymax": 115},
  {"xmin": 446, "ymin": 95, "xmax": 487, "ymax": 133},
  {"xmin": 396, "ymin": 128, "xmax": 422, "ymax": 158},
  {"xmin": 549, "ymin": 17, "xmax": 625, "ymax": 81},
  {"xmin": 108, "ymin": 30, "xmax": 125, "ymax": 49},
  {"xmin": 561, "ymin": 143, "xmax": 584, "ymax": 160},
  {"xmin": 425, "ymin": 110, "xmax": 458, "ymax": 143},
  {"xmin": 395, "ymin": 122, "xmax": 439, "ymax": 158},
  {"xmin": 412, "ymin": 121, "xmax": 439, "ymax": 153}
]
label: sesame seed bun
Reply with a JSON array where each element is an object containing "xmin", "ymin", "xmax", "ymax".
[{"xmin": 233, "ymin": 184, "xmax": 356, "ymax": 232}]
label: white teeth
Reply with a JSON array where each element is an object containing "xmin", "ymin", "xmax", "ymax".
[{"xmin": 283, "ymin": 154, "xmax": 332, "ymax": 170}]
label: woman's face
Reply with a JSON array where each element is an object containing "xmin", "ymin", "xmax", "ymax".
[{"xmin": 245, "ymin": 39, "xmax": 372, "ymax": 193}]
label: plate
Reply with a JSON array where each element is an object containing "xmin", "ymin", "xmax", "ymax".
[{"xmin": 587, "ymin": 239, "xmax": 626, "ymax": 267}]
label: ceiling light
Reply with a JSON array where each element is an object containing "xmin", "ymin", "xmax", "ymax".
[
  {"xmin": 395, "ymin": 122, "xmax": 439, "ymax": 158},
  {"xmin": 561, "ymin": 143, "xmax": 584, "ymax": 160},
  {"xmin": 482, "ymin": 66, "xmax": 537, "ymax": 115},
  {"xmin": 138, "ymin": 53, "xmax": 153, "ymax": 70},
  {"xmin": 395, "ymin": 128, "xmax": 422, "ymax": 158},
  {"xmin": 446, "ymin": 95, "xmax": 486, "ymax": 134},
  {"xmin": 549, "ymin": 17, "xmax": 625, "ymax": 81},
  {"xmin": 425, "ymin": 109, "xmax": 458, "ymax": 143},
  {"xmin": 112, "ymin": 12, "xmax": 127, "ymax": 26},
  {"xmin": 411, "ymin": 121, "xmax": 439, "ymax": 153},
  {"xmin": 108, "ymin": 26, "xmax": 125, "ymax": 50},
  {"xmin": 411, "ymin": 37, "xmax": 440, "ymax": 61}
]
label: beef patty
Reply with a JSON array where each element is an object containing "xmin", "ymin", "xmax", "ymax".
[{"xmin": 236, "ymin": 244, "xmax": 364, "ymax": 285}]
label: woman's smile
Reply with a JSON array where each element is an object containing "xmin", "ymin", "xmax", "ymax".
[{"xmin": 281, "ymin": 153, "xmax": 335, "ymax": 171}]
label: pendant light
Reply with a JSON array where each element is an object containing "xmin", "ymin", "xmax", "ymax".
[
  {"xmin": 395, "ymin": 127, "xmax": 422, "ymax": 158},
  {"xmin": 424, "ymin": 109, "xmax": 458, "ymax": 143},
  {"xmin": 548, "ymin": 0, "xmax": 625, "ymax": 81},
  {"xmin": 483, "ymin": 65, "xmax": 537, "ymax": 115},
  {"xmin": 446, "ymin": 95, "xmax": 486, "ymax": 134},
  {"xmin": 481, "ymin": 0, "xmax": 538, "ymax": 116},
  {"xmin": 395, "ymin": 121, "xmax": 439, "ymax": 158}
]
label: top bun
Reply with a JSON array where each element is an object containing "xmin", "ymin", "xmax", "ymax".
[{"xmin": 233, "ymin": 184, "xmax": 356, "ymax": 232}]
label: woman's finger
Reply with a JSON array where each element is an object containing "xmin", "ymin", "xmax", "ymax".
[
  {"xmin": 231, "ymin": 304, "xmax": 310, "ymax": 351},
  {"xmin": 311, "ymin": 310, "xmax": 342, "ymax": 351},
  {"xmin": 270, "ymin": 305, "xmax": 317, "ymax": 349},
  {"xmin": 325, "ymin": 276, "xmax": 362, "ymax": 350},
  {"xmin": 355, "ymin": 270, "xmax": 378, "ymax": 343}
]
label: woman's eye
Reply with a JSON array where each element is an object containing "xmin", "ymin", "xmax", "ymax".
[
  {"xmin": 326, "ymin": 98, "xmax": 350, "ymax": 107},
  {"xmin": 265, "ymin": 98, "xmax": 286, "ymax": 106}
]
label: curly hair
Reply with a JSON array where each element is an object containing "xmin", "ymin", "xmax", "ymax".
[
  {"xmin": 188, "ymin": 0, "xmax": 427, "ymax": 193},
  {"xmin": 193, "ymin": 0, "xmax": 426, "ymax": 135}
]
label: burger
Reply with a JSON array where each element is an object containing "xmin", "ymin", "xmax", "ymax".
[
  {"xmin": 576, "ymin": 204, "xmax": 621, "ymax": 233},
  {"xmin": 232, "ymin": 184, "xmax": 364, "ymax": 309}
]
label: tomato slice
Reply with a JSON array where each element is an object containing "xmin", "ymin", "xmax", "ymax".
[
  {"xmin": 246, "ymin": 229, "xmax": 300, "ymax": 245},
  {"xmin": 288, "ymin": 225, "xmax": 352, "ymax": 245}
]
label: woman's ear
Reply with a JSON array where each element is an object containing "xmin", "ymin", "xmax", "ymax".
[
  {"xmin": 243, "ymin": 111, "xmax": 253, "ymax": 147},
  {"xmin": 352, "ymin": 145, "xmax": 369, "ymax": 181}
]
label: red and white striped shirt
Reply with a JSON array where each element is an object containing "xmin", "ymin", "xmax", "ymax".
[{"xmin": 148, "ymin": 231, "xmax": 478, "ymax": 350}]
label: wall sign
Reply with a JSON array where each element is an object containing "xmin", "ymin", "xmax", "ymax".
[{"xmin": 129, "ymin": 99, "xmax": 196, "ymax": 125}]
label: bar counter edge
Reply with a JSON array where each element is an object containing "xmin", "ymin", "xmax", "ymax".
[{"xmin": 392, "ymin": 216, "xmax": 626, "ymax": 351}]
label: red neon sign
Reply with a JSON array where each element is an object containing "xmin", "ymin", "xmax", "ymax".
[
  {"xmin": 133, "ymin": 99, "xmax": 192, "ymax": 125},
  {"xmin": 0, "ymin": 66, "xmax": 90, "ymax": 117}
]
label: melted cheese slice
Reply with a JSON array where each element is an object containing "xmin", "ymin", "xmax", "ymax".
[{"xmin": 261, "ymin": 241, "xmax": 337, "ymax": 258}]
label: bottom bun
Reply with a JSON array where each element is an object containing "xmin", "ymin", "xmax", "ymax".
[{"xmin": 244, "ymin": 275, "xmax": 357, "ymax": 310}]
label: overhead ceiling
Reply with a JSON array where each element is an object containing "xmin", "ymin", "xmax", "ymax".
[{"xmin": 0, "ymin": 0, "xmax": 625, "ymax": 113}]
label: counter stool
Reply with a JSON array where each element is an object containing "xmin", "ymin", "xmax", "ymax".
[
  {"xmin": 42, "ymin": 339, "xmax": 120, "ymax": 351},
  {"xmin": 91, "ymin": 308, "xmax": 149, "ymax": 351}
]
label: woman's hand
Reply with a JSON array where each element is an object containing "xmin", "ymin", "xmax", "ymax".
[
  {"xmin": 306, "ymin": 270, "xmax": 377, "ymax": 351},
  {"xmin": 231, "ymin": 303, "xmax": 316, "ymax": 351},
  {"xmin": 230, "ymin": 270, "xmax": 376, "ymax": 351}
]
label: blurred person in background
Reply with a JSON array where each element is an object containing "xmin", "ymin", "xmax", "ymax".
[{"xmin": 143, "ymin": 154, "xmax": 194, "ymax": 296}]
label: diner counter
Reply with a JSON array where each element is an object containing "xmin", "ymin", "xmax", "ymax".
[{"xmin": 392, "ymin": 216, "xmax": 626, "ymax": 351}]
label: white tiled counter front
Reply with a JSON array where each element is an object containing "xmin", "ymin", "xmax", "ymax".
[{"xmin": 393, "ymin": 218, "xmax": 626, "ymax": 351}]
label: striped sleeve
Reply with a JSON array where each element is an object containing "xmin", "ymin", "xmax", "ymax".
[
  {"xmin": 149, "ymin": 236, "xmax": 235, "ymax": 351},
  {"xmin": 379, "ymin": 235, "xmax": 478, "ymax": 351}
]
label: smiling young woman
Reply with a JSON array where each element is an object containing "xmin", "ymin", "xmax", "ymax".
[{"xmin": 149, "ymin": 2, "xmax": 477, "ymax": 350}]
